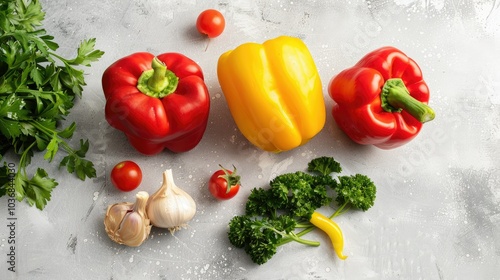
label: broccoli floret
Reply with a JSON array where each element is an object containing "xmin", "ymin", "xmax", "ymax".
[{"xmin": 335, "ymin": 174, "xmax": 376, "ymax": 212}]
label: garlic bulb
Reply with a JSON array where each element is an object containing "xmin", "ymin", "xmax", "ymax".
[
  {"xmin": 104, "ymin": 191, "xmax": 151, "ymax": 247},
  {"xmin": 146, "ymin": 169, "xmax": 196, "ymax": 234}
]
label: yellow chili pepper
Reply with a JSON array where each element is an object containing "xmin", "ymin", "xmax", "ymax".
[
  {"xmin": 217, "ymin": 36, "xmax": 326, "ymax": 152},
  {"xmin": 310, "ymin": 211, "xmax": 348, "ymax": 260}
]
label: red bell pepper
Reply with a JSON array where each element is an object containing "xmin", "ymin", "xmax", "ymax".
[
  {"xmin": 102, "ymin": 52, "xmax": 210, "ymax": 155},
  {"xmin": 328, "ymin": 46, "xmax": 435, "ymax": 149}
]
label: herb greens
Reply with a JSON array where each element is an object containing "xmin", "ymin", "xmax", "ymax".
[
  {"xmin": 228, "ymin": 157, "xmax": 377, "ymax": 264},
  {"xmin": 0, "ymin": 0, "xmax": 104, "ymax": 209}
]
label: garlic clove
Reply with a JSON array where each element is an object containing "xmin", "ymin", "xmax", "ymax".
[
  {"xmin": 146, "ymin": 169, "xmax": 196, "ymax": 234},
  {"xmin": 104, "ymin": 191, "xmax": 151, "ymax": 247},
  {"xmin": 104, "ymin": 202, "xmax": 133, "ymax": 233}
]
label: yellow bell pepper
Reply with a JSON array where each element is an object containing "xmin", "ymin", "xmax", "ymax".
[{"xmin": 217, "ymin": 36, "xmax": 326, "ymax": 152}]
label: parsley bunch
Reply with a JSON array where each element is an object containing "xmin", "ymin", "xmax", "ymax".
[
  {"xmin": 228, "ymin": 156, "xmax": 377, "ymax": 265},
  {"xmin": 0, "ymin": 0, "xmax": 104, "ymax": 209}
]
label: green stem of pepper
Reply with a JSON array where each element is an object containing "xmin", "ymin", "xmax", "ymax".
[
  {"xmin": 381, "ymin": 78, "xmax": 435, "ymax": 123},
  {"xmin": 137, "ymin": 57, "xmax": 179, "ymax": 98}
]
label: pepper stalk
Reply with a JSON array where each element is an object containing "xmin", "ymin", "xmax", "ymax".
[
  {"xmin": 381, "ymin": 78, "xmax": 435, "ymax": 123},
  {"xmin": 137, "ymin": 57, "xmax": 179, "ymax": 98}
]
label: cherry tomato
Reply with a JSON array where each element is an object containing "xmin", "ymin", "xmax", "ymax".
[
  {"xmin": 208, "ymin": 165, "xmax": 241, "ymax": 200},
  {"xmin": 110, "ymin": 161, "xmax": 142, "ymax": 192},
  {"xmin": 196, "ymin": 9, "xmax": 225, "ymax": 38}
]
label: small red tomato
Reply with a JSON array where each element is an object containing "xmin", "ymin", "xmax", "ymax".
[
  {"xmin": 196, "ymin": 9, "xmax": 225, "ymax": 38},
  {"xmin": 110, "ymin": 161, "xmax": 142, "ymax": 192},
  {"xmin": 208, "ymin": 165, "xmax": 241, "ymax": 200}
]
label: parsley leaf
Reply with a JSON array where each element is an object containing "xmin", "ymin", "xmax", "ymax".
[
  {"xmin": 0, "ymin": 0, "xmax": 104, "ymax": 210},
  {"xmin": 19, "ymin": 168, "xmax": 58, "ymax": 210}
]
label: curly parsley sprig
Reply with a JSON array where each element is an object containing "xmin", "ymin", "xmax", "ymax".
[
  {"xmin": 0, "ymin": 0, "xmax": 104, "ymax": 209},
  {"xmin": 228, "ymin": 157, "xmax": 377, "ymax": 264}
]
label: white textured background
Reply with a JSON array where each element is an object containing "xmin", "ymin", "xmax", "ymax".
[{"xmin": 1, "ymin": 0, "xmax": 500, "ymax": 279}]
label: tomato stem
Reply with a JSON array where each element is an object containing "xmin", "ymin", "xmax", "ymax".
[{"xmin": 218, "ymin": 165, "xmax": 241, "ymax": 194}]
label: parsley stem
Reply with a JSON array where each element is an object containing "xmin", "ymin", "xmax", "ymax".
[
  {"xmin": 18, "ymin": 141, "xmax": 36, "ymax": 174},
  {"xmin": 273, "ymin": 228, "xmax": 320, "ymax": 247},
  {"xmin": 27, "ymin": 120, "xmax": 74, "ymax": 155},
  {"xmin": 48, "ymin": 52, "xmax": 71, "ymax": 65},
  {"xmin": 331, "ymin": 202, "xmax": 350, "ymax": 218},
  {"xmin": 295, "ymin": 222, "xmax": 312, "ymax": 228},
  {"xmin": 14, "ymin": 141, "xmax": 36, "ymax": 200}
]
